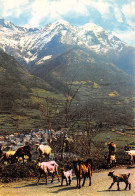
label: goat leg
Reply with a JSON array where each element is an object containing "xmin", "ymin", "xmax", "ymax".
[
  {"xmin": 22, "ymin": 155, "xmax": 24, "ymax": 164},
  {"xmin": 66, "ymin": 178, "xmax": 68, "ymax": 186},
  {"xmin": 79, "ymin": 177, "xmax": 81, "ymax": 189},
  {"xmin": 124, "ymin": 182, "xmax": 128, "ymax": 190},
  {"xmin": 117, "ymin": 182, "xmax": 120, "ymax": 191},
  {"xmin": 36, "ymin": 173, "xmax": 41, "ymax": 185},
  {"xmin": 69, "ymin": 177, "xmax": 71, "ymax": 185},
  {"xmin": 51, "ymin": 173, "xmax": 54, "ymax": 183},
  {"xmin": 109, "ymin": 181, "xmax": 115, "ymax": 190},
  {"xmin": 129, "ymin": 183, "xmax": 131, "ymax": 190},
  {"xmin": 57, "ymin": 172, "xmax": 60, "ymax": 182},
  {"xmin": 45, "ymin": 174, "xmax": 48, "ymax": 185},
  {"xmin": 82, "ymin": 177, "xmax": 86, "ymax": 187},
  {"xmin": 61, "ymin": 178, "xmax": 63, "ymax": 186},
  {"xmin": 89, "ymin": 176, "xmax": 91, "ymax": 186},
  {"xmin": 76, "ymin": 177, "xmax": 79, "ymax": 188}
]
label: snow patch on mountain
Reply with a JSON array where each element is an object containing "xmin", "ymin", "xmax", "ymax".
[
  {"xmin": 0, "ymin": 18, "xmax": 129, "ymax": 65},
  {"xmin": 36, "ymin": 55, "xmax": 52, "ymax": 64}
]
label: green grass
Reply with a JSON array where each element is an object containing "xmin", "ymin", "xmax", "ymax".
[
  {"xmin": 31, "ymin": 88, "xmax": 64, "ymax": 100},
  {"xmin": 94, "ymin": 130, "xmax": 135, "ymax": 151}
]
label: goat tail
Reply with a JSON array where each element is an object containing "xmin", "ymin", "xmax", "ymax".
[{"xmin": 128, "ymin": 173, "xmax": 130, "ymax": 178}]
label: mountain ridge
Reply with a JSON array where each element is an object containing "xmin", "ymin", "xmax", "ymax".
[
  {"xmin": 0, "ymin": 19, "xmax": 134, "ymax": 131},
  {"xmin": 0, "ymin": 18, "xmax": 134, "ymax": 75}
]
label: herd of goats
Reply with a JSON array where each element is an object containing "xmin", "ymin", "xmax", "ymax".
[{"xmin": 0, "ymin": 141, "xmax": 134, "ymax": 191}]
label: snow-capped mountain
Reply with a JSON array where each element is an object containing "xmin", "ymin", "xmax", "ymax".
[
  {"xmin": 0, "ymin": 19, "xmax": 134, "ymax": 75},
  {"xmin": 77, "ymin": 23, "xmax": 125, "ymax": 53},
  {"xmin": 0, "ymin": 19, "xmax": 135, "ymax": 130}
]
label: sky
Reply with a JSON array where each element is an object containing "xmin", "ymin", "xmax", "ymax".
[{"xmin": 0, "ymin": 0, "xmax": 135, "ymax": 46}]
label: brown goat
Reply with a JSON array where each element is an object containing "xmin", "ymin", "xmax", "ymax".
[
  {"xmin": 108, "ymin": 171, "xmax": 131, "ymax": 191},
  {"xmin": 13, "ymin": 145, "xmax": 32, "ymax": 163},
  {"xmin": 73, "ymin": 159, "xmax": 92, "ymax": 189}
]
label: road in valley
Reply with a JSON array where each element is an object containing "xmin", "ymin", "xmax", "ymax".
[{"xmin": 0, "ymin": 166, "xmax": 135, "ymax": 196}]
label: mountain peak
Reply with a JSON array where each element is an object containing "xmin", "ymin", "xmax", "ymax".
[
  {"xmin": 0, "ymin": 18, "xmax": 15, "ymax": 29},
  {"xmin": 0, "ymin": 18, "xmax": 27, "ymax": 32},
  {"xmin": 49, "ymin": 19, "xmax": 72, "ymax": 30},
  {"xmin": 54, "ymin": 19, "xmax": 70, "ymax": 26},
  {"xmin": 81, "ymin": 23, "xmax": 104, "ymax": 32},
  {"xmin": 0, "ymin": 18, "xmax": 133, "ymax": 75}
]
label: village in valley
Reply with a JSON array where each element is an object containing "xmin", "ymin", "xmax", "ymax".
[
  {"xmin": 0, "ymin": 129, "xmax": 63, "ymax": 152},
  {"xmin": 0, "ymin": 127, "xmax": 78, "ymax": 161}
]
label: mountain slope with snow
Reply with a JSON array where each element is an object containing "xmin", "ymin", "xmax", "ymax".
[
  {"xmin": 0, "ymin": 19, "xmax": 135, "ymax": 130},
  {"xmin": 0, "ymin": 18, "xmax": 134, "ymax": 75}
]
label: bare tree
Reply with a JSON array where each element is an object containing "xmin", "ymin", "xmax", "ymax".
[{"xmin": 63, "ymin": 81, "xmax": 82, "ymax": 129}]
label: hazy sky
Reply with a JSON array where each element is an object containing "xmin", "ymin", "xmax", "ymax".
[{"xmin": 0, "ymin": 0, "xmax": 135, "ymax": 46}]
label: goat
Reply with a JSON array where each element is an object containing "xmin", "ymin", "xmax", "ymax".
[
  {"xmin": 73, "ymin": 158, "xmax": 92, "ymax": 189},
  {"xmin": 36, "ymin": 160, "xmax": 60, "ymax": 185},
  {"xmin": 125, "ymin": 150, "xmax": 135, "ymax": 164},
  {"xmin": 108, "ymin": 171, "xmax": 131, "ymax": 191},
  {"xmin": 0, "ymin": 150, "xmax": 16, "ymax": 164},
  {"xmin": 104, "ymin": 154, "xmax": 116, "ymax": 168},
  {"xmin": 36, "ymin": 144, "xmax": 51, "ymax": 160},
  {"xmin": 13, "ymin": 145, "xmax": 32, "ymax": 163},
  {"xmin": 61, "ymin": 168, "xmax": 72, "ymax": 186}
]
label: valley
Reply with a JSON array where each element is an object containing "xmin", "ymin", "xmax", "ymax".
[{"xmin": 0, "ymin": 19, "xmax": 134, "ymax": 133}]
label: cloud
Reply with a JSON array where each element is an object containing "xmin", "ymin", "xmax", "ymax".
[
  {"xmin": 0, "ymin": 0, "xmax": 132, "ymax": 28},
  {"xmin": 112, "ymin": 28, "xmax": 135, "ymax": 46},
  {"xmin": 27, "ymin": 0, "xmax": 116, "ymax": 28},
  {"xmin": 122, "ymin": 1, "xmax": 135, "ymax": 26},
  {"xmin": 0, "ymin": 0, "xmax": 29, "ymax": 17},
  {"xmin": 28, "ymin": 0, "xmax": 90, "ymax": 27},
  {"xmin": 91, "ymin": 0, "xmax": 111, "ymax": 18},
  {"xmin": 28, "ymin": 0, "xmax": 123, "ymax": 27},
  {"xmin": 114, "ymin": 7, "xmax": 123, "ymax": 23}
]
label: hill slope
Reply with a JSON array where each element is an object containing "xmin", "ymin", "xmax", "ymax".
[
  {"xmin": 0, "ymin": 19, "xmax": 134, "ymax": 130},
  {"xmin": 31, "ymin": 46, "xmax": 134, "ymax": 97},
  {"xmin": 0, "ymin": 50, "xmax": 62, "ymax": 133},
  {"xmin": 30, "ymin": 46, "xmax": 135, "ymax": 128}
]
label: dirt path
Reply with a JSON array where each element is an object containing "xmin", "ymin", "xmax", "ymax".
[{"xmin": 0, "ymin": 166, "xmax": 135, "ymax": 196}]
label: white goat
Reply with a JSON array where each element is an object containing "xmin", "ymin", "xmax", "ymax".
[
  {"xmin": 61, "ymin": 169, "xmax": 72, "ymax": 186},
  {"xmin": 36, "ymin": 160, "xmax": 60, "ymax": 185},
  {"xmin": 36, "ymin": 144, "xmax": 51, "ymax": 160},
  {"xmin": 125, "ymin": 150, "xmax": 135, "ymax": 164},
  {"xmin": 104, "ymin": 154, "xmax": 116, "ymax": 168}
]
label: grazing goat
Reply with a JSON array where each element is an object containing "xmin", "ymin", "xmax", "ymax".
[
  {"xmin": 36, "ymin": 144, "xmax": 51, "ymax": 160},
  {"xmin": 0, "ymin": 150, "xmax": 16, "ymax": 164},
  {"xmin": 73, "ymin": 159, "xmax": 92, "ymax": 189},
  {"xmin": 36, "ymin": 160, "xmax": 60, "ymax": 185},
  {"xmin": 104, "ymin": 154, "xmax": 116, "ymax": 168},
  {"xmin": 125, "ymin": 150, "xmax": 135, "ymax": 164},
  {"xmin": 108, "ymin": 171, "xmax": 131, "ymax": 191},
  {"xmin": 13, "ymin": 145, "xmax": 32, "ymax": 163},
  {"xmin": 61, "ymin": 168, "xmax": 72, "ymax": 186}
]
